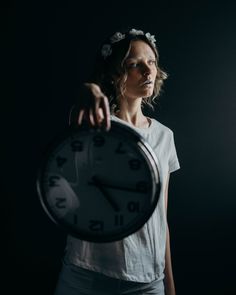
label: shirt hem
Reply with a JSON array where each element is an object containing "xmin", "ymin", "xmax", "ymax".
[{"xmin": 64, "ymin": 257, "xmax": 164, "ymax": 283}]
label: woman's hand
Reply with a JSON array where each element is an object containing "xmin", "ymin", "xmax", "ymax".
[{"xmin": 69, "ymin": 83, "xmax": 111, "ymax": 131}]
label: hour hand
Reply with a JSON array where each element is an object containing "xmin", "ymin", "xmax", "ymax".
[
  {"xmin": 91, "ymin": 176, "xmax": 120, "ymax": 212},
  {"xmin": 88, "ymin": 179, "xmax": 147, "ymax": 193}
]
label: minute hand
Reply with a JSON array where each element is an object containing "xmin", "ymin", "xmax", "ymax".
[
  {"xmin": 89, "ymin": 181, "xmax": 147, "ymax": 193},
  {"xmin": 92, "ymin": 176, "xmax": 120, "ymax": 212}
]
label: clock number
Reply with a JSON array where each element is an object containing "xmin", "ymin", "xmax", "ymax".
[
  {"xmin": 71, "ymin": 140, "xmax": 83, "ymax": 152},
  {"xmin": 48, "ymin": 175, "xmax": 60, "ymax": 187},
  {"xmin": 55, "ymin": 197, "xmax": 66, "ymax": 209},
  {"xmin": 93, "ymin": 135, "xmax": 105, "ymax": 147},
  {"xmin": 127, "ymin": 201, "xmax": 140, "ymax": 212},
  {"xmin": 89, "ymin": 220, "xmax": 104, "ymax": 231},
  {"xmin": 114, "ymin": 214, "xmax": 124, "ymax": 226},
  {"xmin": 136, "ymin": 181, "xmax": 148, "ymax": 193},
  {"xmin": 115, "ymin": 142, "xmax": 126, "ymax": 154},
  {"xmin": 56, "ymin": 156, "xmax": 67, "ymax": 168},
  {"xmin": 129, "ymin": 159, "xmax": 141, "ymax": 170}
]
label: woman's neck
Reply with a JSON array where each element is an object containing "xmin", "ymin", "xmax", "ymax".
[{"xmin": 115, "ymin": 102, "xmax": 150, "ymax": 129}]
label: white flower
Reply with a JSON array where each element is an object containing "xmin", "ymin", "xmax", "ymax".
[
  {"xmin": 101, "ymin": 29, "xmax": 157, "ymax": 59},
  {"xmin": 101, "ymin": 44, "xmax": 112, "ymax": 59},
  {"xmin": 145, "ymin": 32, "xmax": 156, "ymax": 46},
  {"xmin": 129, "ymin": 28, "xmax": 144, "ymax": 35},
  {"xmin": 110, "ymin": 32, "xmax": 125, "ymax": 43}
]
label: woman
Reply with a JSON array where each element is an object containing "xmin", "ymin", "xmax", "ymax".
[{"xmin": 54, "ymin": 28, "xmax": 180, "ymax": 295}]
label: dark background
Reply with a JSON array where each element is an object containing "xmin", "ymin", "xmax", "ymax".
[{"xmin": 6, "ymin": 0, "xmax": 236, "ymax": 294}]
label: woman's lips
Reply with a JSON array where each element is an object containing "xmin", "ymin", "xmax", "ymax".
[
  {"xmin": 140, "ymin": 81, "xmax": 153, "ymax": 88},
  {"xmin": 140, "ymin": 80, "xmax": 153, "ymax": 86}
]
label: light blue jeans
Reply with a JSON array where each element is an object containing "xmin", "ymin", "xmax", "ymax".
[{"xmin": 54, "ymin": 261, "xmax": 165, "ymax": 295}]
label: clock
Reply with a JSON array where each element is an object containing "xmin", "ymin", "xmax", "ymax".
[{"xmin": 37, "ymin": 120, "xmax": 161, "ymax": 243}]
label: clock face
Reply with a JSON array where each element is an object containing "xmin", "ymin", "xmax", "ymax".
[{"xmin": 37, "ymin": 121, "xmax": 160, "ymax": 242}]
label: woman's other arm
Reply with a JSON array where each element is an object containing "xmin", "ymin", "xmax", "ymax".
[{"xmin": 164, "ymin": 174, "xmax": 176, "ymax": 295}]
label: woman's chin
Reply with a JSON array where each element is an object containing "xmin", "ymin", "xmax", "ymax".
[{"xmin": 141, "ymin": 90, "xmax": 154, "ymax": 98}]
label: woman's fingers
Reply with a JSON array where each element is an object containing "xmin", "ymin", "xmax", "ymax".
[
  {"xmin": 92, "ymin": 94, "xmax": 110, "ymax": 130},
  {"xmin": 97, "ymin": 108, "xmax": 105, "ymax": 123},
  {"xmin": 78, "ymin": 109, "xmax": 85, "ymax": 125},
  {"xmin": 100, "ymin": 95, "xmax": 111, "ymax": 131},
  {"xmin": 89, "ymin": 109, "xmax": 96, "ymax": 127},
  {"xmin": 74, "ymin": 83, "xmax": 111, "ymax": 130}
]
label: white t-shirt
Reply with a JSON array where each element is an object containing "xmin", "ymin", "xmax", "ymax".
[{"xmin": 64, "ymin": 115, "xmax": 180, "ymax": 283}]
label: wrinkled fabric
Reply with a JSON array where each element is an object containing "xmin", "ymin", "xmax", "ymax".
[{"xmin": 54, "ymin": 261, "xmax": 165, "ymax": 295}]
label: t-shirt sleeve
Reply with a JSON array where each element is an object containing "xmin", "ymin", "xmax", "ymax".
[{"xmin": 168, "ymin": 131, "xmax": 180, "ymax": 173}]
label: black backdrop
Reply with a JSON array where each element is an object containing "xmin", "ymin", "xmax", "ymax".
[{"xmin": 6, "ymin": 1, "xmax": 236, "ymax": 294}]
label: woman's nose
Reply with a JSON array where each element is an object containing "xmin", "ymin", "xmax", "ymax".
[{"xmin": 142, "ymin": 64, "xmax": 151, "ymax": 76}]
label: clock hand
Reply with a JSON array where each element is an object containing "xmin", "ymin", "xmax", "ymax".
[
  {"xmin": 91, "ymin": 176, "xmax": 120, "ymax": 212},
  {"xmin": 88, "ymin": 181, "xmax": 147, "ymax": 193}
]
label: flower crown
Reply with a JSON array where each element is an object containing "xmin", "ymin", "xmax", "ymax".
[{"xmin": 101, "ymin": 28, "xmax": 157, "ymax": 59}]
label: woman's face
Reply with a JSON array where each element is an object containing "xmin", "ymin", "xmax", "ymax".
[{"xmin": 122, "ymin": 40, "xmax": 157, "ymax": 100}]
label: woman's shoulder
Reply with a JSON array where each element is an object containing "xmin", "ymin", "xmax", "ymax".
[{"xmin": 149, "ymin": 117, "xmax": 173, "ymax": 136}]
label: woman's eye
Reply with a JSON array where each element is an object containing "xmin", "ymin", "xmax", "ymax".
[
  {"xmin": 127, "ymin": 63, "xmax": 138, "ymax": 68},
  {"xmin": 126, "ymin": 60, "xmax": 156, "ymax": 69},
  {"xmin": 149, "ymin": 60, "xmax": 156, "ymax": 65}
]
